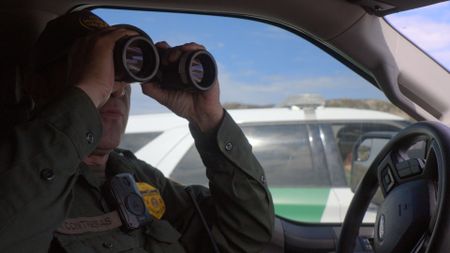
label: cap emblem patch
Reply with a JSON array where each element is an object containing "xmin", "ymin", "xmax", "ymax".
[{"xmin": 79, "ymin": 13, "xmax": 108, "ymax": 30}]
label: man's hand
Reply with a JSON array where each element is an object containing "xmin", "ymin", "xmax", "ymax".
[
  {"xmin": 68, "ymin": 27, "xmax": 138, "ymax": 108},
  {"xmin": 142, "ymin": 42, "xmax": 224, "ymax": 132}
]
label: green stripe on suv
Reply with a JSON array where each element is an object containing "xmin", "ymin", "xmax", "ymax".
[{"xmin": 269, "ymin": 188, "xmax": 330, "ymax": 222}]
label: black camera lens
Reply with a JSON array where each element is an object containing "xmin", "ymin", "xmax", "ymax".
[
  {"xmin": 114, "ymin": 35, "xmax": 159, "ymax": 83},
  {"xmin": 125, "ymin": 193, "xmax": 146, "ymax": 216}
]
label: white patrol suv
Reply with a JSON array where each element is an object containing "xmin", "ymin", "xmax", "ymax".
[{"xmin": 120, "ymin": 95, "xmax": 410, "ymax": 223}]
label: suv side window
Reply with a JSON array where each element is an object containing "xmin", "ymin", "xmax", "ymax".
[
  {"xmin": 119, "ymin": 132, "xmax": 162, "ymax": 153},
  {"xmin": 243, "ymin": 123, "xmax": 328, "ymax": 187},
  {"xmin": 171, "ymin": 123, "xmax": 332, "ymax": 187},
  {"xmin": 169, "ymin": 146, "xmax": 205, "ymax": 185},
  {"xmin": 331, "ymin": 121, "xmax": 410, "ymax": 179}
]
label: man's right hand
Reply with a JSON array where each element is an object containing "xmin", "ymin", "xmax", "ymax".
[{"xmin": 68, "ymin": 27, "xmax": 137, "ymax": 108}]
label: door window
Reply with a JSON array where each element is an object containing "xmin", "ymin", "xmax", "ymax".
[{"xmin": 171, "ymin": 123, "xmax": 334, "ymax": 187}]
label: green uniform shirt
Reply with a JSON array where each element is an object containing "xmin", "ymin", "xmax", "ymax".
[{"xmin": 0, "ymin": 87, "xmax": 274, "ymax": 253}]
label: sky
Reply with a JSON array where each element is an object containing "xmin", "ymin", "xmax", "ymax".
[
  {"xmin": 386, "ymin": 1, "xmax": 450, "ymax": 71},
  {"xmin": 94, "ymin": 2, "xmax": 450, "ymax": 115}
]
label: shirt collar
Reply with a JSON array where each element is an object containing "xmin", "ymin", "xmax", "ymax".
[{"xmin": 79, "ymin": 150, "xmax": 137, "ymax": 189}]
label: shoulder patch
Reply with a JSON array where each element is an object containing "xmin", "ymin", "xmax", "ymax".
[{"xmin": 136, "ymin": 182, "xmax": 166, "ymax": 219}]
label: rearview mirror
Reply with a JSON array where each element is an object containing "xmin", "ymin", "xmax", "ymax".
[{"xmin": 350, "ymin": 132, "xmax": 397, "ymax": 205}]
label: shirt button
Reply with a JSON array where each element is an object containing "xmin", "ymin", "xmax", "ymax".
[
  {"xmin": 225, "ymin": 142, "xmax": 233, "ymax": 151},
  {"xmin": 102, "ymin": 241, "xmax": 113, "ymax": 249},
  {"xmin": 86, "ymin": 132, "xmax": 95, "ymax": 144},
  {"xmin": 40, "ymin": 169, "xmax": 55, "ymax": 181},
  {"xmin": 260, "ymin": 175, "xmax": 266, "ymax": 184}
]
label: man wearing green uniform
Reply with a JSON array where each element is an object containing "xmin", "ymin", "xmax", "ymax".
[{"xmin": 0, "ymin": 10, "xmax": 274, "ymax": 252}]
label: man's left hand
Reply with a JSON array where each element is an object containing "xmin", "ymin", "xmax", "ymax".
[{"xmin": 141, "ymin": 42, "xmax": 224, "ymax": 132}]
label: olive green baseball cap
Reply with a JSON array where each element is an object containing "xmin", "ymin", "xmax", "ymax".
[{"xmin": 32, "ymin": 10, "xmax": 109, "ymax": 71}]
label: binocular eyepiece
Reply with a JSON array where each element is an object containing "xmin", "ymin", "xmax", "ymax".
[{"xmin": 114, "ymin": 25, "xmax": 217, "ymax": 92}]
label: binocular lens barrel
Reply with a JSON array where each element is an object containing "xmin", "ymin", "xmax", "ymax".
[
  {"xmin": 182, "ymin": 50, "xmax": 217, "ymax": 91},
  {"xmin": 115, "ymin": 36, "xmax": 160, "ymax": 83},
  {"xmin": 115, "ymin": 32, "xmax": 217, "ymax": 91}
]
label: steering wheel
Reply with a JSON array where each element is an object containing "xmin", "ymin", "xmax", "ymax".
[{"xmin": 336, "ymin": 121, "xmax": 450, "ymax": 253}]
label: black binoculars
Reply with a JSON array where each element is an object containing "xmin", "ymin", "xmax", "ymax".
[{"xmin": 113, "ymin": 25, "xmax": 217, "ymax": 92}]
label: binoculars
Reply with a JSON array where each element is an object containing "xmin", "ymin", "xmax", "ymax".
[{"xmin": 114, "ymin": 25, "xmax": 217, "ymax": 92}]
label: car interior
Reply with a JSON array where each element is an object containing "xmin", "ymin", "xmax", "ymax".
[{"xmin": 2, "ymin": 0, "xmax": 450, "ymax": 252}]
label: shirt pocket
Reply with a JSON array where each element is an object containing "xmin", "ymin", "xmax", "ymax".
[
  {"xmin": 143, "ymin": 219, "xmax": 185, "ymax": 253},
  {"xmin": 54, "ymin": 229, "xmax": 143, "ymax": 253}
]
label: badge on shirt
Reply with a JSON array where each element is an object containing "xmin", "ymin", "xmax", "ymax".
[{"xmin": 136, "ymin": 182, "xmax": 166, "ymax": 219}]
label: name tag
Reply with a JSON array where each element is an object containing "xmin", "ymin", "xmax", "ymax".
[{"xmin": 56, "ymin": 211, "xmax": 122, "ymax": 235}]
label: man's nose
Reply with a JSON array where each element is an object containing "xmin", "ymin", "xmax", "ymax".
[{"xmin": 111, "ymin": 82, "xmax": 129, "ymax": 97}]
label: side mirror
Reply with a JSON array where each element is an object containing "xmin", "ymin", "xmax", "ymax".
[{"xmin": 350, "ymin": 132, "xmax": 397, "ymax": 205}]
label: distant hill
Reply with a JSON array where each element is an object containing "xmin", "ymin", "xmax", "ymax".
[
  {"xmin": 325, "ymin": 99, "xmax": 411, "ymax": 119},
  {"xmin": 223, "ymin": 102, "xmax": 273, "ymax": 109},
  {"xmin": 224, "ymin": 99, "xmax": 412, "ymax": 120}
]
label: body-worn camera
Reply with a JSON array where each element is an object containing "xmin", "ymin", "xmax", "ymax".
[
  {"xmin": 113, "ymin": 24, "xmax": 217, "ymax": 92},
  {"xmin": 104, "ymin": 173, "xmax": 152, "ymax": 231}
]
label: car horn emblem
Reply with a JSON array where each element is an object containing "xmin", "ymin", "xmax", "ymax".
[{"xmin": 378, "ymin": 214, "xmax": 385, "ymax": 241}]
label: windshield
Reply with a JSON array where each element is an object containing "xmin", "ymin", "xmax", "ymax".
[
  {"xmin": 94, "ymin": 9, "xmax": 394, "ymax": 115},
  {"xmin": 95, "ymin": 8, "xmax": 412, "ymax": 224},
  {"xmin": 385, "ymin": 1, "xmax": 450, "ymax": 71}
]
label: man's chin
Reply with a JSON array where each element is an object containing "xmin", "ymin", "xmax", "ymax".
[
  {"xmin": 91, "ymin": 145, "xmax": 117, "ymax": 156},
  {"xmin": 101, "ymin": 113, "xmax": 124, "ymax": 121}
]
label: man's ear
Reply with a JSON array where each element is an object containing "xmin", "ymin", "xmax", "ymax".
[
  {"xmin": 23, "ymin": 69, "xmax": 46, "ymax": 107},
  {"xmin": 26, "ymin": 58, "xmax": 69, "ymax": 110},
  {"xmin": 0, "ymin": 63, "xmax": 34, "ymax": 129}
]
